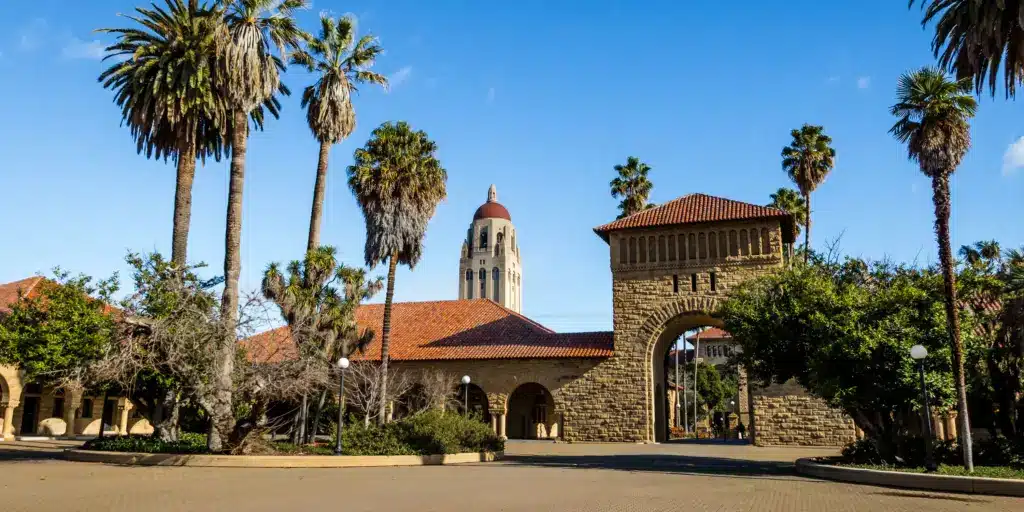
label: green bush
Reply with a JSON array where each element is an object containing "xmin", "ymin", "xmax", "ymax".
[
  {"xmin": 84, "ymin": 433, "xmax": 208, "ymax": 454},
  {"xmin": 331, "ymin": 410, "xmax": 504, "ymax": 456},
  {"xmin": 841, "ymin": 435, "xmax": 1024, "ymax": 468}
]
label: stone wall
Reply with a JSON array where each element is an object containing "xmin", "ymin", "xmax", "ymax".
[{"xmin": 752, "ymin": 381, "xmax": 857, "ymax": 447}]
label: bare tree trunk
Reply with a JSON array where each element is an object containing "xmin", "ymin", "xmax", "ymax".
[
  {"xmin": 171, "ymin": 141, "xmax": 197, "ymax": 268},
  {"xmin": 210, "ymin": 110, "xmax": 248, "ymax": 452},
  {"xmin": 931, "ymin": 174, "xmax": 973, "ymax": 472},
  {"xmin": 377, "ymin": 252, "xmax": 398, "ymax": 424},
  {"xmin": 803, "ymin": 192, "xmax": 811, "ymax": 263},
  {"xmin": 150, "ymin": 388, "xmax": 180, "ymax": 442},
  {"xmin": 308, "ymin": 389, "xmax": 328, "ymax": 444},
  {"xmin": 293, "ymin": 394, "xmax": 308, "ymax": 444},
  {"xmin": 306, "ymin": 141, "xmax": 331, "ymax": 253}
]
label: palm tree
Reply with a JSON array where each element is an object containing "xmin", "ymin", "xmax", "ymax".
[
  {"xmin": 890, "ymin": 67, "xmax": 978, "ymax": 471},
  {"xmin": 767, "ymin": 187, "xmax": 807, "ymax": 261},
  {"xmin": 781, "ymin": 124, "xmax": 835, "ymax": 263},
  {"xmin": 609, "ymin": 156, "xmax": 654, "ymax": 219},
  {"xmin": 292, "ymin": 15, "xmax": 387, "ymax": 252},
  {"xmin": 98, "ymin": 0, "xmax": 227, "ymax": 268},
  {"xmin": 913, "ymin": 0, "xmax": 1024, "ymax": 98},
  {"xmin": 347, "ymin": 121, "xmax": 447, "ymax": 424},
  {"xmin": 211, "ymin": 0, "xmax": 308, "ymax": 451},
  {"xmin": 959, "ymin": 240, "xmax": 1001, "ymax": 270}
]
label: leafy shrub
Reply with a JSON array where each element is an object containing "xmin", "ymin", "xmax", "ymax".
[
  {"xmin": 842, "ymin": 435, "xmax": 1024, "ymax": 468},
  {"xmin": 330, "ymin": 410, "xmax": 504, "ymax": 456},
  {"xmin": 84, "ymin": 433, "xmax": 208, "ymax": 454},
  {"xmin": 975, "ymin": 436, "xmax": 1024, "ymax": 468}
]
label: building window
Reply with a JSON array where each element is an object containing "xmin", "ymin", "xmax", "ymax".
[
  {"xmin": 750, "ymin": 229, "xmax": 761, "ymax": 256},
  {"xmin": 480, "ymin": 228, "xmax": 488, "ymax": 249},
  {"xmin": 479, "ymin": 269, "xmax": 486, "ymax": 298},
  {"xmin": 81, "ymin": 399, "xmax": 93, "ymax": 418},
  {"xmin": 688, "ymin": 234, "xmax": 697, "ymax": 260},
  {"xmin": 466, "ymin": 270, "xmax": 474, "ymax": 299},
  {"xmin": 739, "ymin": 229, "xmax": 750, "ymax": 256},
  {"xmin": 667, "ymin": 235, "xmax": 677, "ymax": 261},
  {"xmin": 761, "ymin": 227, "xmax": 771, "ymax": 255},
  {"xmin": 691, "ymin": 273, "xmax": 698, "ymax": 292},
  {"xmin": 710, "ymin": 272, "xmax": 717, "ymax": 292},
  {"xmin": 708, "ymin": 232, "xmax": 718, "ymax": 259},
  {"xmin": 639, "ymin": 237, "xmax": 647, "ymax": 263},
  {"xmin": 497, "ymin": 232, "xmax": 504, "ymax": 245},
  {"xmin": 618, "ymin": 237, "xmax": 627, "ymax": 265},
  {"xmin": 53, "ymin": 397, "xmax": 65, "ymax": 419},
  {"xmin": 719, "ymin": 231, "xmax": 728, "ymax": 258},
  {"xmin": 698, "ymin": 232, "xmax": 707, "ymax": 260},
  {"xmin": 673, "ymin": 274, "xmax": 679, "ymax": 294},
  {"xmin": 658, "ymin": 236, "xmax": 667, "ymax": 263},
  {"xmin": 648, "ymin": 237, "xmax": 657, "ymax": 263},
  {"xmin": 492, "ymin": 267, "xmax": 500, "ymax": 301},
  {"xmin": 728, "ymin": 230, "xmax": 739, "ymax": 257},
  {"xmin": 629, "ymin": 237, "xmax": 637, "ymax": 264}
]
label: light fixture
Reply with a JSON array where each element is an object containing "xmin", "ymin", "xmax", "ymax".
[
  {"xmin": 337, "ymin": 357, "xmax": 350, "ymax": 369},
  {"xmin": 910, "ymin": 345, "xmax": 928, "ymax": 360}
]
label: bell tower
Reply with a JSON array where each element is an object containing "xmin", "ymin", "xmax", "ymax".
[{"xmin": 458, "ymin": 185, "xmax": 522, "ymax": 312}]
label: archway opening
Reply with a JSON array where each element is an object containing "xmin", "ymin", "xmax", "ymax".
[
  {"xmin": 506, "ymin": 382, "xmax": 556, "ymax": 440},
  {"xmin": 649, "ymin": 312, "xmax": 733, "ymax": 442},
  {"xmin": 453, "ymin": 383, "xmax": 490, "ymax": 423}
]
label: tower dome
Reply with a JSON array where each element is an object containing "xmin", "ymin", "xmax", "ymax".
[
  {"xmin": 458, "ymin": 184, "xmax": 522, "ymax": 313},
  {"xmin": 473, "ymin": 184, "xmax": 512, "ymax": 221}
]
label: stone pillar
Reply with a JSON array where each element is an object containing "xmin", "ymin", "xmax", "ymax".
[
  {"xmin": 932, "ymin": 413, "xmax": 946, "ymax": 442},
  {"xmin": 116, "ymin": 398, "xmax": 131, "ymax": 436},
  {"xmin": 490, "ymin": 414, "xmax": 498, "ymax": 435},
  {"xmin": 498, "ymin": 413, "xmax": 507, "ymax": 440},
  {"xmin": 944, "ymin": 411, "xmax": 958, "ymax": 442},
  {"xmin": 2, "ymin": 400, "xmax": 19, "ymax": 440}
]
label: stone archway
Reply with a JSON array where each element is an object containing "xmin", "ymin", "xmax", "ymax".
[
  {"xmin": 506, "ymin": 383, "xmax": 557, "ymax": 440},
  {"xmin": 634, "ymin": 296, "xmax": 723, "ymax": 442}
]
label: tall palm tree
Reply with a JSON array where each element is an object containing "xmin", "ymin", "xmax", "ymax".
[
  {"xmin": 959, "ymin": 240, "xmax": 1001, "ymax": 269},
  {"xmin": 609, "ymin": 156, "xmax": 654, "ymax": 219},
  {"xmin": 890, "ymin": 67, "xmax": 978, "ymax": 471},
  {"xmin": 211, "ymin": 0, "xmax": 308, "ymax": 451},
  {"xmin": 293, "ymin": 15, "xmax": 387, "ymax": 252},
  {"xmin": 98, "ymin": 0, "xmax": 227, "ymax": 268},
  {"xmin": 912, "ymin": 0, "xmax": 1024, "ymax": 98},
  {"xmin": 781, "ymin": 124, "xmax": 835, "ymax": 263},
  {"xmin": 347, "ymin": 121, "xmax": 447, "ymax": 424},
  {"xmin": 767, "ymin": 187, "xmax": 807, "ymax": 261}
]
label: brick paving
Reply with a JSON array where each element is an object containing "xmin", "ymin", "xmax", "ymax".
[{"xmin": 0, "ymin": 440, "xmax": 1018, "ymax": 511}]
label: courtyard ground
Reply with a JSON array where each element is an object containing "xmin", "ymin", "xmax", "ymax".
[{"xmin": 0, "ymin": 439, "xmax": 1018, "ymax": 511}]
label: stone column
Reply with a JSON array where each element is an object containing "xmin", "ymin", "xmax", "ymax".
[
  {"xmin": 490, "ymin": 414, "xmax": 498, "ymax": 435},
  {"xmin": 932, "ymin": 413, "xmax": 946, "ymax": 442},
  {"xmin": 498, "ymin": 413, "xmax": 507, "ymax": 440},
  {"xmin": 117, "ymin": 398, "xmax": 131, "ymax": 436},
  {"xmin": 944, "ymin": 411, "xmax": 958, "ymax": 442},
  {"xmin": 2, "ymin": 400, "xmax": 19, "ymax": 440}
]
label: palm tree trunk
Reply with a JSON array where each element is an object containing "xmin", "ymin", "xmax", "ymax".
[
  {"xmin": 210, "ymin": 110, "xmax": 248, "ymax": 452},
  {"xmin": 377, "ymin": 251, "xmax": 398, "ymax": 424},
  {"xmin": 931, "ymin": 173, "xmax": 973, "ymax": 472},
  {"xmin": 803, "ymin": 192, "xmax": 811, "ymax": 263},
  {"xmin": 306, "ymin": 141, "xmax": 331, "ymax": 253},
  {"xmin": 172, "ymin": 141, "xmax": 197, "ymax": 267}
]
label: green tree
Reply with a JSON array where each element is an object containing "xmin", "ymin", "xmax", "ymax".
[
  {"xmin": 292, "ymin": 14, "xmax": 387, "ymax": 252},
  {"xmin": 767, "ymin": 187, "xmax": 808, "ymax": 260},
  {"xmin": 609, "ymin": 156, "xmax": 654, "ymax": 219},
  {"xmin": 781, "ymin": 124, "xmax": 835, "ymax": 263},
  {"xmin": 913, "ymin": 0, "xmax": 1024, "ymax": 98},
  {"xmin": 890, "ymin": 67, "xmax": 978, "ymax": 471},
  {"xmin": 721, "ymin": 258, "xmax": 972, "ymax": 460},
  {"xmin": 347, "ymin": 121, "xmax": 447, "ymax": 424},
  {"xmin": 212, "ymin": 0, "xmax": 308, "ymax": 451},
  {"xmin": 98, "ymin": 0, "xmax": 227, "ymax": 267},
  {"xmin": 0, "ymin": 271, "xmax": 118, "ymax": 384},
  {"xmin": 262, "ymin": 246, "xmax": 381, "ymax": 442}
]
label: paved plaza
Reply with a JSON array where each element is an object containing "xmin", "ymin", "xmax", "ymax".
[{"xmin": 0, "ymin": 440, "xmax": 1019, "ymax": 511}]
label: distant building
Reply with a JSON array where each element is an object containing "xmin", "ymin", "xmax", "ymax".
[{"xmin": 458, "ymin": 185, "xmax": 522, "ymax": 313}]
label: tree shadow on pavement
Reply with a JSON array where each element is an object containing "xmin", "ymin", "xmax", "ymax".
[
  {"xmin": 0, "ymin": 442, "xmax": 75, "ymax": 462},
  {"xmin": 502, "ymin": 453, "xmax": 805, "ymax": 480}
]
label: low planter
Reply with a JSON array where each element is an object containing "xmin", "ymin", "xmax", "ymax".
[
  {"xmin": 64, "ymin": 448, "xmax": 502, "ymax": 468},
  {"xmin": 795, "ymin": 458, "xmax": 1024, "ymax": 498}
]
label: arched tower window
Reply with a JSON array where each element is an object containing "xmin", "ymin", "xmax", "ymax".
[
  {"xmin": 688, "ymin": 233, "xmax": 697, "ymax": 260},
  {"xmin": 466, "ymin": 270, "xmax": 474, "ymax": 299},
  {"xmin": 496, "ymin": 232, "xmax": 504, "ymax": 245},
  {"xmin": 750, "ymin": 228, "xmax": 761, "ymax": 256},
  {"xmin": 698, "ymin": 232, "xmax": 707, "ymax": 260},
  {"xmin": 479, "ymin": 268, "xmax": 486, "ymax": 299},
  {"xmin": 480, "ymin": 228, "xmax": 488, "ymax": 249},
  {"xmin": 618, "ymin": 237, "xmax": 627, "ymax": 266},
  {"xmin": 728, "ymin": 230, "xmax": 739, "ymax": 257},
  {"xmin": 761, "ymin": 227, "xmax": 771, "ymax": 255},
  {"xmin": 719, "ymin": 231, "xmax": 728, "ymax": 259},
  {"xmin": 638, "ymin": 237, "xmax": 647, "ymax": 263},
  {"xmin": 648, "ymin": 237, "xmax": 657, "ymax": 263},
  {"xmin": 629, "ymin": 237, "xmax": 637, "ymax": 264},
  {"xmin": 667, "ymin": 235, "xmax": 676, "ymax": 261},
  {"xmin": 708, "ymin": 232, "xmax": 718, "ymax": 259},
  {"xmin": 658, "ymin": 236, "xmax": 667, "ymax": 262},
  {"xmin": 492, "ymin": 267, "xmax": 500, "ymax": 301},
  {"xmin": 739, "ymin": 229, "xmax": 750, "ymax": 256}
]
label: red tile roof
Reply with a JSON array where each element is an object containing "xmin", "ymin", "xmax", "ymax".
[
  {"xmin": 0, "ymin": 276, "xmax": 44, "ymax": 313},
  {"xmin": 685, "ymin": 327, "xmax": 731, "ymax": 341},
  {"xmin": 244, "ymin": 299, "xmax": 614, "ymax": 363},
  {"xmin": 593, "ymin": 193, "xmax": 795, "ymax": 243}
]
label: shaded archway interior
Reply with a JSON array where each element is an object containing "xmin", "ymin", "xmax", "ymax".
[
  {"xmin": 650, "ymin": 312, "xmax": 723, "ymax": 442},
  {"xmin": 456, "ymin": 383, "xmax": 490, "ymax": 423},
  {"xmin": 506, "ymin": 382, "xmax": 557, "ymax": 440}
]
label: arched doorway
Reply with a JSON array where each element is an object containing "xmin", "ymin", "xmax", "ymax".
[
  {"xmin": 454, "ymin": 383, "xmax": 490, "ymax": 423},
  {"xmin": 647, "ymin": 310, "xmax": 724, "ymax": 442},
  {"xmin": 506, "ymin": 383, "xmax": 556, "ymax": 440}
]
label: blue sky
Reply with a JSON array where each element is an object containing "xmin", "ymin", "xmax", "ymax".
[{"xmin": 1, "ymin": 0, "xmax": 1022, "ymax": 333}]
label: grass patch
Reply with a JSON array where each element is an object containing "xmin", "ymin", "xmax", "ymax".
[{"xmin": 839, "ymin": 463, "xmax": 1024, "ymax": 480}]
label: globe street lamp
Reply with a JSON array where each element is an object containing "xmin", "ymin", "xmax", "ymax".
[
  {"xmin": 910, "ymin": 345, "xmax": 937, "ymax": 472},
  {"xmin": 461, "ymin": 375, "xmax": 471, "ymax": 417},
  {"xmin": 334, "ymin": 357, "xmax": 350, "ymax": 456}
]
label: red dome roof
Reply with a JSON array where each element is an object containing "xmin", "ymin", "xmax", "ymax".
[{"xmin": 473, "ymin": 201, "xmax": 511, "ymax": 221}]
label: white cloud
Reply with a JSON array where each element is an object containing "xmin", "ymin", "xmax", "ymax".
[
  {"xmin": 62, "ymin": 37, "xmax": 105, "ymax": 60},
  {"xmin": 388, "ymin": 66, "xmax": 412, "ymax": 89},
  {"xmin": 1001, "ymin": 137, "xmax": 1024, "ymax": 176},
  {"xmin": 18, "ymin": 18, "xmax": 48, "ymax": 51},
  {"xmin": 486, "ymin": 87, "xmax": 495, "ymax": 104},
  {"xmin": 857, "ymin": 76, "xmax": 871, "ymax": 89}
]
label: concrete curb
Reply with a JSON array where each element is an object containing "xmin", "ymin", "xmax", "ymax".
[
  {"xmin": 64, "ymin": 449, "xmax": 503, "ymax": 468},
  {"xmin": 795, "ymin": 458, "xmax": 1024, "ymax": 497}
]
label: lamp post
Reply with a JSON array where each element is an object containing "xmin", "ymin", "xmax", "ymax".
[
  {"xmin": 334, "ymin": 357, "xmax": 350, "ymax": 456},
  {"xmin": 461, "ymin": 375, "xmax": 471, "ymax": 417},
  {"xmin": 910, "ymin": 345, "xmax": 937, "ymax": 472}
]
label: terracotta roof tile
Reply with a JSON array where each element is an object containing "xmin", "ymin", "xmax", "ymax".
[
  {"xmin": 594, "ymin": 193, "xmax": 795, "ymax": 243},
  {"xmin": 244, "ymin": 299, "xmax": 614, "ymax": 363},
  {"xmin": 0, "ymin": 276, "xmax": 45, "ymax": 313}
]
